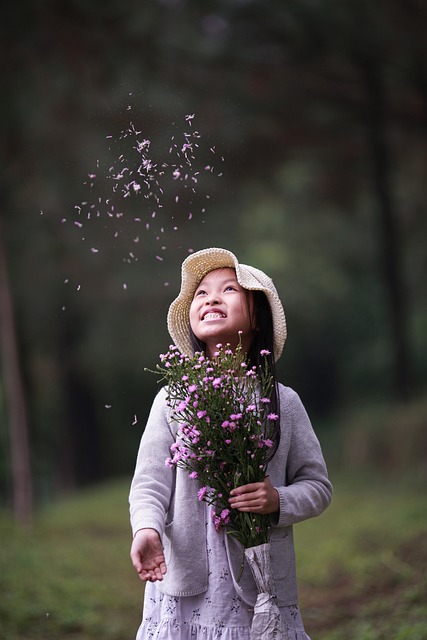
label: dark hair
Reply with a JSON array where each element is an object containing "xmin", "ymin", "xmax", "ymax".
[
  {"xmin": 247, "ymin": 291, "xmax": 281, "ymax": 461},
  {"xmin": 190, "ymin": 288, "xmax": 281, "ymax": 461}
]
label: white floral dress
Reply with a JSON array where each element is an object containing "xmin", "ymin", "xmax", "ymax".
[{"xmin": 136, "ymin": 505, "xmax": 310, "ymax": 640}]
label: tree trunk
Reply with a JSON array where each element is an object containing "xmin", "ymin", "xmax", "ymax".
[
  {"xmin": 362, "ymin": 61, "xmax": 412, "ymax": 401},
  {"xmin": 0, "ymin": 219, "xmax": 33, "ymax": 526}
]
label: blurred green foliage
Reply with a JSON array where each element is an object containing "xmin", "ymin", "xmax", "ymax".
[{"xmin": 1, "ymin": 0, "xmax": 426, "ymax": 504}]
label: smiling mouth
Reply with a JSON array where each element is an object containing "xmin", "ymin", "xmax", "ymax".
[{"xmin": 202, "ymin": 312, "xmax": 226, "ymax": 321}]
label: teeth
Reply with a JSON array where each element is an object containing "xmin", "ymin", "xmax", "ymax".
[{"xmin": 203, "ymin": 313, "xmax": 225, "ymax": 320}]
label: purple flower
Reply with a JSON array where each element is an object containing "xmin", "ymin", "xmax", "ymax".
[
  {"xmin": 198, "ymin": 486, "xmax": 207, "ymax": 501},
  {"xmin": 260, "ymin": 349, "xmax": 271, "ymax": 356},
  {"xmin": 211, "ymin": 508, "xmax": 231, "ymax": 531},
  {"xmin": 188, "ymin": 384, "xmax": 197, "ymax": 393},
  {"xmin": 267, "ymin": 413, "xmax": 279, "ymax": 421},
  {"xmin": 197, "ymin": 410, "xmax": 207, "ymax": 419},
  {"xmin": 212, "ymin": 513, "xmax": 221, "ymax": 531},
  {"xmin": 220, "ymin": 509, "xmax": 230, "ymax": 524},
  {"xmin": 258, "ymin": 438, "xmax": 273, "ymax": 448},
  {"xmin": 189, "ymin": 471, "xmax": 198, "ymax": 479}
]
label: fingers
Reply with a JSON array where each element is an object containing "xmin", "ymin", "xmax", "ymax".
[
  {"xmin": 229, "ymin": 481, "xmax": 259, "ymax": 496},
  {"xmin": 229, "ymin": 493, "xmax": 265, "ymax": 513},
  {"xmin": 133, "ymin": 554, "xmax": 167, "ymax": 582},
  {"xmin": 229, "ymin": 478, "xmax": 279, "ymax": 514},
  {"xmin": 139, "ymin": 560, "xmax": 167, "ymax": 582}
]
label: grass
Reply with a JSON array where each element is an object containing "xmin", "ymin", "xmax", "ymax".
[
  {"xmin": 0, "ymin": 474, "xmax": 426, "ymax": 639},
  {"xmin": 0, "ymin": 482, "xmax": 144, "ymax": 640},
  {"xmin": 296, "ymin": 475, "xmax": 427, "ymax": 639}
]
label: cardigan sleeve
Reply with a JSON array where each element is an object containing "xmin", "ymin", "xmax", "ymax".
[
  {"xmin": 274, "ymin": 386, "xmax": 333, "ymax": 528},
  {"xmin": 129, "ymin": 386, "xmax": 177, "ymax": 538}
]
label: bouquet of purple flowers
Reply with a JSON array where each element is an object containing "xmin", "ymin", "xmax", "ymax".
[
  {"xmin": 152, "ymin": 339, "xmax": 289, "ymax": 639},
  {"xmin": 154, "ymin": 339, "xmax": 279, "ymax": 549}
]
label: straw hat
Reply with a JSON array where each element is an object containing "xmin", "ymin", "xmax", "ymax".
[{"xmin": 167, "ymin": 248, "xmax": 287, "ymax": 361}]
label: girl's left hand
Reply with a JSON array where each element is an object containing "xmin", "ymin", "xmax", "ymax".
[{"xmin": 229, "ymin": 476, "xmax": 279, "ymax": 515}]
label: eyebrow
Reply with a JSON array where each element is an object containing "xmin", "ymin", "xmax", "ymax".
[{"xmin": 196, "ymin": 276, "xmax": 240, "ymax": 289}]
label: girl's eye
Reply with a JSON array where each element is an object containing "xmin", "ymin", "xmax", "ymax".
[
  {"xmin": 195, "ymin": 289, "xmax": 207, "ymax": 297},
  {"xmin": 225, "ymin": 285, "xmax": 237, "ymax": 292}
]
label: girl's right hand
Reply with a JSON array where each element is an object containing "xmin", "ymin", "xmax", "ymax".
[{"xmin": 130, "ymin": 528, "xmax": 167, "ymax": 582}]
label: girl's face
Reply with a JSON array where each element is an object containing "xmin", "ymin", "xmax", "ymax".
[{"xmin": 189, "ymin": 268, "xmax": 255, "ymax": 357}]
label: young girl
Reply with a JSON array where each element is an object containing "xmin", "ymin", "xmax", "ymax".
[{"xmin": 129, "ymin": 247, "xmax": 332, "ymax": 640}]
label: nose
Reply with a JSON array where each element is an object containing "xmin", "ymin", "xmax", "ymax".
[{"xmin": 205, "ymin": 293, "xmax": 220, "ymax": 305}]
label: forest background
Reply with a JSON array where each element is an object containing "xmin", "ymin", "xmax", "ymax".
[
  {"xmin": 2, "ymin": 0, "xmax": 427, "ymax": 524},
  {"xmin": 0, "ymin": 1, "xmax": 426, "ymax": 637},
  {"xmin": 3, "ymin": 0, "xmax": 426, "ymax": 515}
]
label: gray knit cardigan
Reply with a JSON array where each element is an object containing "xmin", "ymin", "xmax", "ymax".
[{"xmin": 129, "ymin": 383, "xmax": 332, "ymax": 607}]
